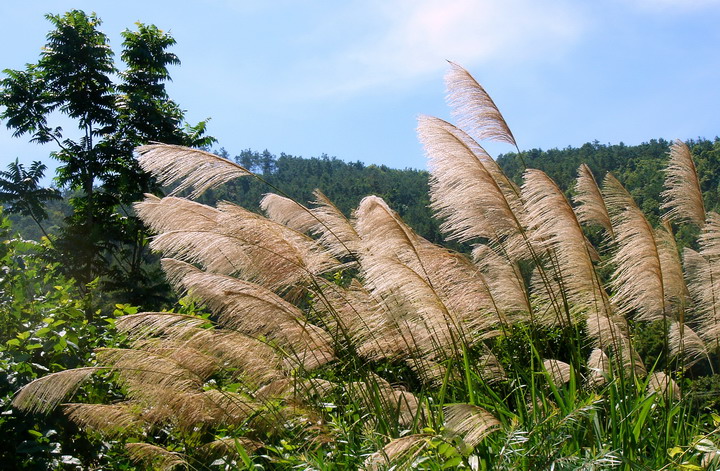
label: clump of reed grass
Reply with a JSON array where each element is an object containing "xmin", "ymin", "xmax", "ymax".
[{"xmin": 11, "ymin": 63, "xmax": 720, "ymax": 470}]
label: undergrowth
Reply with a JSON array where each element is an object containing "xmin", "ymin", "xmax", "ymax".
[{"xmin": 11, "ymin": 63, "xmax": 720, "ymax": 470}]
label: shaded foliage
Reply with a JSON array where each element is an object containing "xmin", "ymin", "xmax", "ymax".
[
  {"xmin": 0, "ymin": 213, "xmax": 130, "ymax": 469},
  {"xmin": 0, "ymin": 10, "xmax": 213, "ymax": 308}
]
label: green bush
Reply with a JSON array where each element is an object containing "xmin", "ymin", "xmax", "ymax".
[{"xmin": 0, "ymin": 213, "xmax": 132, "ymax": 469}]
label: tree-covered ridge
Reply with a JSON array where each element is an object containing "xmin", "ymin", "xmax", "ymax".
[
  {"xmin": 498, "ymin": 137, "xmax": 720, "ymax": 222},
  {"xmin": 200, "ymin": 148, "xmax": 444, "ymax": 243},
  {"xmin": 9, "ymin": 137, "xmax": 720, "ymax": 247}
]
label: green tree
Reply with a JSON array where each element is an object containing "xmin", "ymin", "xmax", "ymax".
[
  {"xmin": 0, "ymin": 11, "xmax": 214, "ymax": 307},
  {"xmin": 0, "ymin": 159, "xmax": 60, "ymax": 239}
]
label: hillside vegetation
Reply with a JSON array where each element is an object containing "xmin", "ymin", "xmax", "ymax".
[
  {"xmin": 7, "ymin": 61, "xmax": 720, "ymax": 471},
  {"xmin": 11, "ymin": 138, "xmax": 720, "ymax": 248}
]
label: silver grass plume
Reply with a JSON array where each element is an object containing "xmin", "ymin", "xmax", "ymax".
[
  {"xmin": 255, "ymin": 378, "xmax": 336, "ymax": 402},
  {"xmin": 543, "ymin": 359, "xmax": 572, "ymax": 385},
  {"xmin": 646, "ymin": 372, "xmax": 681, "ymax": 400},
  {"xmin": 354, "ymin": 198, "xmax": 454, "ymax": 350},
  {"xmin": 125, "ymin": 442, "xmax": 187, "ymax": 471},
  {"xmin": 586, "ymin": 311, "xmax": 646, "ymax": 378},
  {"xmin": 262, "ymin": 190, "xmax": 361, "ymax": 259},
  {"xmin": 137, "ymin": 196, "xmax": 340, "ymax": 292},
  {"xmin": 668, "ymin": 321, "xmax": 708, "ymax": 370},
  {"xmin": 445, "ymin": 61, "xmax": 518, "ymax": 149},
  {"xmin": 116, "ymin": 312, "xmax": 284, "ymax": 386},
  {"xmin": 162, "ymin": 259, "xmax": 334, "ymax": 370},
  {"xmin": 134, "ymin": 194, "xmax": 221, "ymax": 235},
  {"xmin": 573, "ymin": 164, "xmax": 614, "ymax": 238},
  {"xmin": 523, "ymin": 168, "xmax": 611, "ymax": 320},
  {"xmin": 418, "ymin": 115, "xmax": 527, "ymax": 259},
  {"xmin": 136, "ymin": 144, "xmax": 251, "ymax": 198},
  {"xmin": 444, "ymin": 403, "xmax": 500, "ymax": 448},
  {"xmin": 587, "ymin": 316, "xmax": 647, "ymax": 383},
  {"xmin": 188, "ymin": 330, "xmax": 284, "ymax": 386},
  {"xmin": 132, "ymin": 342, "xmax": 220, "ymax": 379},
  {"xmin": 472, "ymin": 244, "xmax": 531, "ymax": 318},
  {"xmin": 63, "ymin": 403, "xmax": 143, "ymax": 437},
  {"xmin": 309, "ymin": 189, "xmax": 362, "ymax": 258},
  {"xmin": 218, "ymin": 201, "xmax": 343, "ymax": 286},
  {"xmin": 661, "ymin": 139, "xmax": 706, "ymax": 227},
  {"xmin": 406, "ymin": 357, "xmax": 454, "ymax": 387},
  {"xmin": 201, "ymin": 390, "xmax": 261, "ymax": 426},
  {"xmin": 260, "ymin": 193, "xmax": 316, "ymax": 233},
  {"xmin": 309, "ymin": 278, "xmax": 401, "ymax": 359},
  {"xmin": 586, "ymin": 314, "xmax": 630, "ymax": 357},
  {"xmin": 162, "ymin": 258, "xmax": 308, "ymax": 333},
  {"xmin": 201, "ymin": 437, "xmax": 263, "ymax": 462},
  {"xmin": 96, "ymin": 348, "xmax": 208, "ymax": 391},
  {"xmin": 119, "ymin": 385, "xmax": 248, "ymax": 431},
  {"xmin": 356, "ymin": 196, "xmax": 499, "ymax": 330},
  {"xmin": 355, "ymin": 196, "xmax": 501, "ymax": 354},
  {"xmin": 413, "ymin": 243, "xmax": 501, "ymax": 334},
  {"xmin": 13, "ymin": 367, "xmax": 101, "ymax": 414},
  {"xmin": 423, "ymin": 117, "xmax": 521, "ymax": 204},
  {"xmin": 684, "ymin": 247, "xmax": 720, "ymax": 347},
  {"xmin": 115, "ymin": 311, "xmax": 210, "ymax": 339},
  {"xmin": 656, "ymin": 220, "xmax": 689, "ymax": 314},
  {"xmin": 478, "ymin": 350, "xmax": 507, "ymax": 383},
  {"xmin": 694, "ymin": 211, "xmax": 720, "ymax": 348},
  {"xmin": 587, "ymin": 349, "xmax": 610, "ymax": 387},
  {"xmin": 354, "ymin": 195, "xmax": 426, "ymax": 269},
  {"xmin": 348, "ymin": 375, "xmax": 424, "ymax": 428},
  {"xmin": 698, "ymin": 211, "xmax": 720, "ymax": 260},
  {"xmin": 365, "ymin": 434, "xmax": 433, "ymax": 471},
  {"xmin": 603, "ymin": 174, "xmax": 667, "ymax": 321},
  {"xmin": 360, "ymin": 253, "xmax": 459, "ymax": 359}
]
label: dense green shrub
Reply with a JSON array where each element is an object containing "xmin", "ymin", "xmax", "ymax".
[{"xmin": 0, "ymin": 214, "xmax": 133, "ymax": 469}]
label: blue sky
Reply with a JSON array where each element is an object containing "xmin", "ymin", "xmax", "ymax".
[{"xmin": 1, "ymin": 0, "xmax": 719, "ymax": 174}]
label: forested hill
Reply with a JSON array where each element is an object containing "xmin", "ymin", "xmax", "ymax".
[
  {"xmin": 497, "ymin": 137, "xmax": 720, "ymax": 222},
  {"xmin": 207, "ymin": 137, "xmax": 720, "ymax": 232},
  {"xmin": 9, "ymin": 137, "xmax": 720, "ymax": 243},
  {"xmin": 197, "ymin": 149, "xmax": 444, "ymax": 243}
]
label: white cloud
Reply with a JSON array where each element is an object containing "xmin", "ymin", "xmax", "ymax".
[{"xmin": 291, "ymin": 0, "xmax": 587, "ymax": 99}]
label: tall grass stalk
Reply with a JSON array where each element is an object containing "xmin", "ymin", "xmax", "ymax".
[{"xmin": 11, "ymin": 63, "xmax": 720, "ymax": 470}]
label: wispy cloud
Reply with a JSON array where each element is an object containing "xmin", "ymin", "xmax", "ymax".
[{"xmin": 274, "ymin": 0, "xmax": 587, "ymax": 100}]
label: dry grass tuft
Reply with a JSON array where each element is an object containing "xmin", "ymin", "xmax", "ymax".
[{"xmin": 136, "ymin": 144, "xmax": 251, "ymax": 198}]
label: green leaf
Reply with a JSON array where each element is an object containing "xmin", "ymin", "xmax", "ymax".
[
  {"xmin": 695, "ymin": 438, "xmax": 717, "ymax": 453},
  {"xmin": 668, "ymin": 446, "xmax": 683, "ymax": 458},
  {"xmin": 679, "ymin": 464, "xmax": 703, "ymax": 471},
  {"xmin": 442, "ymin": 456, "xmax": 463, "ymax": 469},
  {"xmin": 712, "ymin": 414, "xmax": 720, "ymax": 426},
  {"xmin": 632, "ymin": 394, "xmax": 656, "ymax": 442},
  {"xmin": 35, "ymin": 327, "xmax": 51, "ymax": 337}
]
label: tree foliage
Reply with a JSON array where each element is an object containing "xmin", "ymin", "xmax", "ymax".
[
  {"xmin": 203, "ymin": 149, "xmax": 444, "ymax": 244},
  {"xmin": 0, "ymin": 213, "xmax": 131, "ymax": 469},
  {"xmin": 0, "ymin": 159, "xmax": 60, "ymax": 239},
  {"xmin": 498, "ymin": 138, "xmax": 720, "ymax": 225},
  {"xmin": 0, "ymin": 10, "xmax": 214, "ymax": 307}
]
